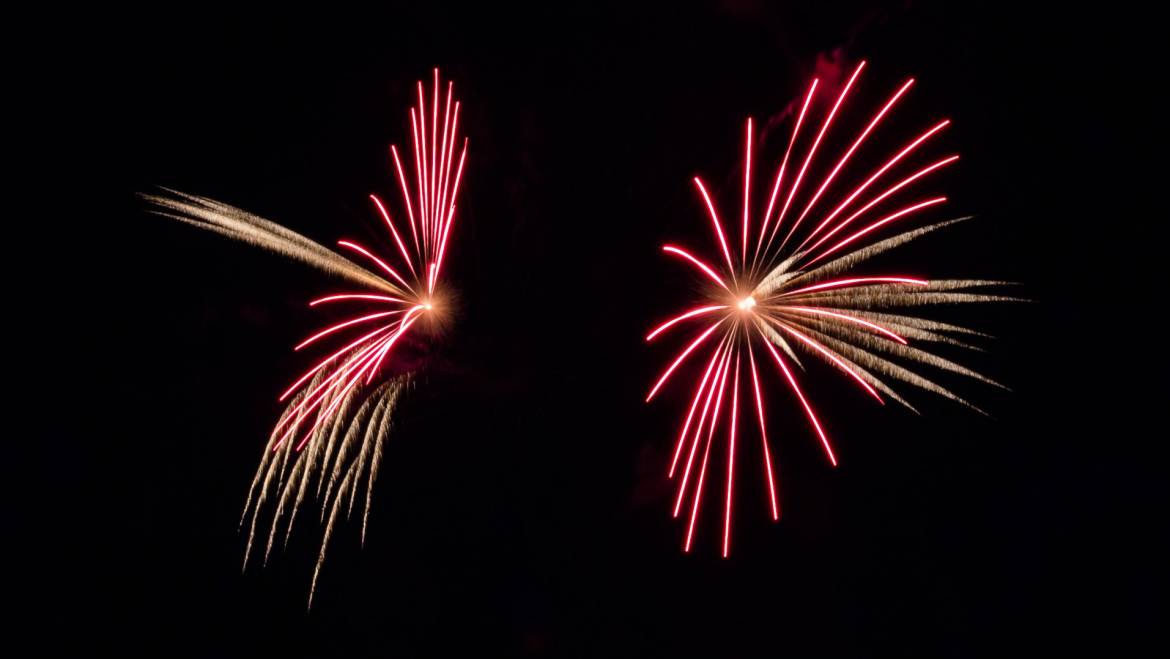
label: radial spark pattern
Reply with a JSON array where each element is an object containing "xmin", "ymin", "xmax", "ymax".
[
  {"xmin": 146, "ymin": 68, "xmax": 467, "ymax": 604},
  {"xmin": 646, "ymin": 61, "xmax": 1018, "ymax": 556}
]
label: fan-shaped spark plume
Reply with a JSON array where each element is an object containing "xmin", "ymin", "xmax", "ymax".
[
  {"xmin": 646, "ymin": 61, "xmax": 1016, "ymax": 556},
  {"xmin": 145, "ymin": 69, "xmax": 468, "ymax": 605}
]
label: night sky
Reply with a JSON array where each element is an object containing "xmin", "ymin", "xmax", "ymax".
[{"xmin": 37, "ymin": 3, "xmax": 1155, "ymax": 656}]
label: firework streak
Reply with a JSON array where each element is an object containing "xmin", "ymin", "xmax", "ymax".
[
  {"xmin": 646, "ymin": 61, "xmax": 1020, "ymax": 556},
  {"xmin": 145, "ymin": 69, "xmax": 466, "ymax": 605}
]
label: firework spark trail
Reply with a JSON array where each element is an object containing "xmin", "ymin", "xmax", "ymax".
[
  {"xmin": 746, "ymin": 342, "xmax": 780, "ymax": 520},
  {"xmin": 667, "ymin": 333, "xmax": 730, "ymax": 477},
  {"xmin": 755, "ymin": 79, "xmax": 817, "ymax": 267},
  {"xmin": 301, "ymin": 375, "xmax": 404, "ymax": 607},
  {"xmin": 361, "ymin": 384, "xmax": 401, "ymax": 546},
  {"xmin": 673, "ymin": 341, "xmax": 732, "ymax": 518},
  {"xmin": 149, "ymin": 69, "xmax": 467, "ymax": 604},
  {"xmin": 285, "ymin": 383, "xmax": 362, "ymax": 546},
  {"xmin": 143, "ymin": 190, "xmax": 403, "ymax": 296},
  {"xmin": 647, "ymin": 61, "xmax": 1018, "ymax": 554}
]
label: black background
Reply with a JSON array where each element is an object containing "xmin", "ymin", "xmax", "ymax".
[{"xmin": 36, "ymin": 2, "xmax": 1156, "ymax": 657}]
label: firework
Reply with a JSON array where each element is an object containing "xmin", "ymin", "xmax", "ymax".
[
  {"xmin": 144, "ymin": 68, "xmax": 467, "ymax": 605},
  {"xmin": 646, "ymin": 61, "xmax": 1019, "ymax": 556}
]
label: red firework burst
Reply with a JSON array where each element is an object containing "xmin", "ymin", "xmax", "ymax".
[
  {"xmin": 274, "ymin": 68, "xmax": 467, "ymax": 454},
  {"xmin": 146, "ymin": 68, "xmax": 472, "ymax": 604},
  {"xmin": 646, "ymin": 61, "xmax": 1010, "ymax": 556}
]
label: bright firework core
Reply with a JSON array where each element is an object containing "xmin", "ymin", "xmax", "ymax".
[
  {"xmin": 413, "ymin": 289, "xmax": 452, "ymax": 336},
  {"xmin": 418, "ymin": 290, "xmax": 446, "ymax": 316},
  {"xmin": 737, "ymin": 296, "xmax": 756, "ymax": 311}
]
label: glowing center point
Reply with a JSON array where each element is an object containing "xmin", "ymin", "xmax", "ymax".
[
  {"xmin": 423, "ymin": 303, "xmax": 434, "ymax": 311},
  {"xmin": 737, "ymin": 296, "xmax": 756, "ymax": 311}
]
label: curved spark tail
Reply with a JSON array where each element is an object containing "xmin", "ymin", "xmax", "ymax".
[{"xmin": 142, "ymin": 189, "xmax": 404, "ymax": 296}]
